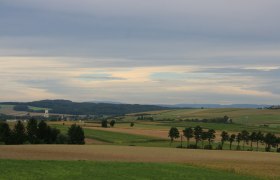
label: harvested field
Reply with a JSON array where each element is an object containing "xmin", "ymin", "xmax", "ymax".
[
  {"xmin": 0, "ymin": 145, "xmax": 279, "ymax": 179},
  {"xmin": 85, "ymin": 126, "xmax": 170, "ymax": 140}
]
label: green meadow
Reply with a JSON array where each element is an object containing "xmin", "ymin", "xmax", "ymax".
[{"xmin": 0, "ymin": 160, "xmax": 260, "ymax": 180}]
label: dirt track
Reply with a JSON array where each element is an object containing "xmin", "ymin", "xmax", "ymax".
[{"xmin": 0, "ymin": 145, "xmax": 279, "ymax": 179}]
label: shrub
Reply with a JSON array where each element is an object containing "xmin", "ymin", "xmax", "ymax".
[
  {"xmin": 176, "ymin": 145, "xmax": 183, "ymax": 148},
  {"xmin": 68, "ymin": 124, "xmax": 85, "ymax": 144},
  {"xmin": 110, "ymin": 120, "xmax": 116, "ymax": 127},
  {"xmin": 101, "ymin": 120, "xmax": 108, "ymax": 128},
  {"xmin": 216, "ymin": 144, "xmax": 223, "ymax": 150},
  {"xmin": 204, "ymin": 145, "xmax": 213, "ymax": 150},
  {"xmin": 130, "ymin": 122, "xmax": 135, "ymax": 127},
  {"xmin": 265, "ymin": 147, "xmax": 271, "ymax": 152},
  {"xmin": 56, "ymin": 134, "xmax": 69, "ymax": 144},
  {"xmin": 187, "ymin": 144, "xmax": 199, "ymax": 149}
]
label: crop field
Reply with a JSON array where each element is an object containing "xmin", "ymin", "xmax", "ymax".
[{"xmin": 0, "ymin": 145, "xmax": 279, "ymax": 179}]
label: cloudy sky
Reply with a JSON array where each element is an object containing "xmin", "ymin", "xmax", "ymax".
[{"xmin": 1, "ymin": 0, "xmax": 280, "ymax": 104}]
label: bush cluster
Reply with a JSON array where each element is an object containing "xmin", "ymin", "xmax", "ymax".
[{"xmin": 0, "ymin": 118, "xmax": 85, "ymax": 145}]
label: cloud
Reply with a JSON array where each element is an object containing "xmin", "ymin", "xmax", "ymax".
[{"xmin": 1, "ymin": 1, "xmax": 280, "ymax": 104}]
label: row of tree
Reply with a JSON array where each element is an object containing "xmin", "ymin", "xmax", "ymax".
[
  {"xmin": 0, "ymin": 118, "xmax": 85, "ymax": 145},
  {"xmin": 168, "ymin": 126, "xmax": 280, "ymax": 152}
]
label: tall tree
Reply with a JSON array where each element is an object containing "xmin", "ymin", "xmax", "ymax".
[
  {"xmin": 201, "ymin": 131, "xmax": 208, "ymax": 148},
  {"xmin": 194, "ymin": 126, "xmax": 203, "ymax": 147},
  {"xmin": 0, "ymin": 122, "xmax": 11, "ymax": 144},
  {"xmin": 263, "ymin": 133, "xmax": 276, "ymax": 152},
  {"xmin": 255, "ymin": 131, "xmax": 264, "ymax": 151},
  {"xmin": 241, "ymin": 130, "xmax": 249, "ymax": 150},
  {"xmin": 183, "ymin": 127, "xmax": 193, "ymax": 147},
  {"xmin": 249, "ymin": 132, "xmax": 257, "ymax": 150},
  {"xmin": 236, "ymin": 133, "xmax": 242, "ymax": 150},
  {"xmin": 220, "ymin": 131, "xmax": 229, "ymax": 150},
  {"xmin": 12, "ymin": 121, "xmax": 26, "ymax": 144},
  {"xmin": 229, "ymin": 134, "xmax": 236, "ymax": 150},
  {"xmin": 206, "ymin": 129, "xmax": 216, "ymax": 146},
  {"xmin": 26, "ymin": 117, "xmax": 38, "ymax": 144},
  {"xmin": 168, "ymin": 127, "xmax": 180, "ymax": 145},
  {"xmin": 37, "ymin": 120, "xmax": 48, "ymax": 142}
]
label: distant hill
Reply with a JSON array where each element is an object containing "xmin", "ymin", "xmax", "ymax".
[
  {"xmin": 159, "ymin": 104, "xmax": 271, "ymax": 109},
  {"xmin": 1, "ymin": 100, "xmax": 169, "ymax": 116}
]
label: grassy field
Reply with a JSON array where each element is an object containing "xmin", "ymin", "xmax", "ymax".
[
  {"xmin": 28, "ymin": 106, "xmax": 50, "ymax": 111},
  {"xmin": 51, "ymin": 124, "xmax": 169, "ymax": 147},
  {"xmin": 0, "ymin": 145, "xmax": 279, "ymax": 179},
  {"xmin": 128, "ymin": 108, "xmax": 280, "ymax": 124},
  {"xmin": 125, "ymin": 108, "xmax": 280, "ymax": 133},
  {"xmin": 50, "ymin": 123, "xmax": 270, "ymax": 150},
  {"xmin": 0, "ymin": 160, "xmax": 259, "ymax": 180}
]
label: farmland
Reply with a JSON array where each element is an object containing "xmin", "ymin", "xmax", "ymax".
[
  {"xmin": 1, "ymin": 108, "xmax": 280, "ymax": 179},
  {"xmin": 125, "ymin": 108, "xmax": 280, "ymax": 133},
  {"xmin": 0, "ymin": 145, "xmax": 279, "ymax": 179}
]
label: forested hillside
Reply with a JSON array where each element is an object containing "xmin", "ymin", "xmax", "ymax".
[{"xmin": 2, "ymin": 100, "xmax": 169, "ymax": 115}]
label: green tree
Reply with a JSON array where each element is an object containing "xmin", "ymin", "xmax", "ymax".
[
  {"xmin": 12, "ymin": 121, "xmax": 26, "ymax": 144},
  {"xmin": 229, "ymin": 134, "xmax": 236, "ymax": 150},
  {"xmin": 255, "ymin": 131, "xmax": 264, "ymax": 151},
  {"xmin": 183, "ymin": 127, "xmax": 193, "ymax": 147},
  {"xmin": 201, "ymin": 131, "xmax": 208, "ymax": 147},
  {"xmin": 236, "ymin": 133, "xmax": 242, "ymax": 150},
  {"xmin": 49, "ymin": 127, "xmax": 60, "ymax": 144},
  {"xmin": 101, "ymin": 120, "xmax": 108, "ymax": 128},
  {"xmin": 26, "ymin": 117, "xmax": 38, "ymax": 144},
  {"xmin": 241, "ymin": 130, "xmax": 249, "ymax": 150},
  {"xmin": 249, "ymin": 132, "xmax": 257, "ymax": 150},
  {"xmin": 194, "ymin": 126, "xmax": 203, "ymax": 147},
  {"xmin": 264, "ymin": 133, "xmax": 276, "ymax": 152},
  {"xmin": 0, "ymin": 122, "xmax": 11, "ymax": 144},
  {"xmin": 110, "ymin": 120, "xmax": 116, "ymax": 127},
  {"xmin": 220, "ymin": 131, "xmax": 229, "ymax": 150},
  {"xmin": 68, "ymin": 124, "xmax": 85, "ymax": 144},
  {"xmin": 275, "ymin": 137, "xmax": 280, "ymax": 151},
  {"xmin": 168, "ymin": 127, "xmax": 180, "ymax": 145},
  {"xmin": 130, "ymin": 122, "xmax": 134, "ymax": 127},
  {"xmin": 37, "ymin": 121, "xmax": 48, "ymax": 142},
  {"xmin": 206, "ymin": 129, "xmax": 216, "ymax": 146}
]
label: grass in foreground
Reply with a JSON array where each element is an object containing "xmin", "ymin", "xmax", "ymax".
[{"xmin": 0, "ymin": 160, "xmax": 260, "ymax": 180}]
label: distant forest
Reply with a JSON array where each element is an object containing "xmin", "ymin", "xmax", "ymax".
[{"xmin": 3, "ymin": 100, "xmax": 169, "ymax": 116}]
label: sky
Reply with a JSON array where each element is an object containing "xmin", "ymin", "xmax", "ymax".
[{"xmin": 0, "ymin": 0, "xmax": 280, "ymax": 104}]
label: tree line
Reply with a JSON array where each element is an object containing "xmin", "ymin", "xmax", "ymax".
[
  {"xmin": 168, "ymin": 126, "xmax": 280, "ymax": 152},
  {"xmin": 0, "ymin": 118, "xmax": 85, "ymax": 145}
]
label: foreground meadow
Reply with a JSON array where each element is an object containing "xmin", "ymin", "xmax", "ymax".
[
  {"xmin": 0, "ymin": 160, "xmax": 259, "ymax": 180},
  {"xmin": 0, "ymin": 145, "xmax": 279, "ymax": 179}
]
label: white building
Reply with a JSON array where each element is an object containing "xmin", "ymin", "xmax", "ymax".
[{"xmin": 44, "ymin": 109, "xmax": 49, "ymax": 118}]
